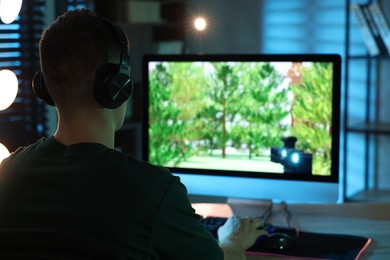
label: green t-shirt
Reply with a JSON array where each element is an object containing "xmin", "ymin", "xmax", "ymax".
[{"xmin": 0, "ymin": 137, "xmax": 223, "ymax": 259}]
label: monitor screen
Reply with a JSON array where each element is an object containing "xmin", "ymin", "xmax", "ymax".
[{"xmin": 143, "ymin": 54, "xmax": 341, "ymax": 203}]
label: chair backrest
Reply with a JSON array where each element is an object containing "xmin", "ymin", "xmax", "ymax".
[{"xmin": 0, "ymin": 229, "xmax": 127, "ymax": 260}]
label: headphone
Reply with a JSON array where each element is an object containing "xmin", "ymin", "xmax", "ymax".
[{"xmin": 32, "ymin": 20, "xmax": 133, "ymax": 109}]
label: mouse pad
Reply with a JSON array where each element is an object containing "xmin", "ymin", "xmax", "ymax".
[{"xmin": 247, "ymin": 226, "xmax": 371, "ymax": 260}]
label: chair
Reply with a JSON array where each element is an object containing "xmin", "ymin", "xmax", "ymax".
[{"xmin": 0, "ymin": 229, "xmax": 127, "ymax": 260}]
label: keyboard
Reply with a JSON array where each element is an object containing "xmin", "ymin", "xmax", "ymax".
[{"xmin": 200, "ymin": 216, "xmax": 228, "ymax": 238}]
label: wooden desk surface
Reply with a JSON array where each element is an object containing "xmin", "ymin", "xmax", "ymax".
[{"xmin": 193, "ymin": 201, "xmax": 390, "ymax": 259}]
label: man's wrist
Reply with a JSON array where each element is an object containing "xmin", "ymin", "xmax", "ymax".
[{"xmin": 219, "ymin": 242, "xmax": 246, "ymax": 260}]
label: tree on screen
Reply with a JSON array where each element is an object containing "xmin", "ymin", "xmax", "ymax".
[
  {"xmin": 199, "ymin": 62, "xmax": 242, "ymax": 158},
  {"xmin": 289, "ymin": 62, "xmax": 333, "ymax": 176},
  {"xmin": 168, "ymin": 62, "xmax": 209, "ymax": 160},
  {"xmin": 231, "ymin": 62, "xmax": 289, "ymax": 159},
  {"xmin": 148, "ymin": 64, "xmax": 185, "ymax": 166},
  {"xmin": 195, "ymin": 105, "xmax": 224, "ymax": 156}
]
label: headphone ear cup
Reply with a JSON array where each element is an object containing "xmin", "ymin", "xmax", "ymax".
[
  {"xmin": 108, "ymin": 72, "xmax": 133, "ymax": 104},
  {"xmin": 94, "ymin": 63, "xmax": 133, "ymax": 109},
  {"xmin": 32, "ymin": 71, "xmax": 55, "ymax": 106}
]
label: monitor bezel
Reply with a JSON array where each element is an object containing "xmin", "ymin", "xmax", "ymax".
[{"xmin": 142, "ymin": 54, "xmax": 341, "ymax": 184}]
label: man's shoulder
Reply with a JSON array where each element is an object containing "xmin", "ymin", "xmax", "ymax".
[
  {"xmin": 2, "ymin": 138, "xmax": 47, "ymax": 164},
  {"xmin": 124, "ymin": 154, "xmax": 167, "ymax": 172},
  {"xmin": 106, "ymin": 151, "xmax": 179, "ymax": 182},
  {"xmin": 108, "ymin": 152, "xmax": 185, "ymax": 207}
]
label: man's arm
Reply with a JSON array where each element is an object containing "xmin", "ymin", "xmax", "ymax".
[
  {"xmin": 150, "ymin": 179, "xmax": 224, "ymax": 259},
  {"xmin": 149, "ymin": 178, "xmax": 267, "ymax": 260}
]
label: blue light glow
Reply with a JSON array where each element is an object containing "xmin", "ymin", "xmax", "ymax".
[{"xmin": 291, "ymin": 152, "xmax": 300, "ymax": 164}]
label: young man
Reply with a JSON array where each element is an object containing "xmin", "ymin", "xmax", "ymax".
[{"xmin": 0, "ymin": 9, "xmax": 266, "ymax": 259}]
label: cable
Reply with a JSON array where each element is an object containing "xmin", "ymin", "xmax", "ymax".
[
  {"xmin": 280, "ymin": 201, "xmax": 300, "ymax": 238},
  {"xmin": 259, "ymin": 200, "xmax": 273, "ymax": 223}
]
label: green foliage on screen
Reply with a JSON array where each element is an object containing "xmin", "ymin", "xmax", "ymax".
[
  {"xmin": 290, "ymin": 62, "xmax": 333, "ymax": 176},
  {"xmin": 147, "ymin": 61, "xmax": 333, "ymax": 176},
  {"xmin": 148, "ymin": 64, "xmax": 184, "ymax": 165},
  {"xmin": 231, "ymin": 62, "xmax": 289, "ymax": 159}
]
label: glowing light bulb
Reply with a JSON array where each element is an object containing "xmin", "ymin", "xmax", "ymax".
[
  {"xmin": 194, "ymin": 17, "xmax": 206, "ymax": 31},
  {"xmin": 0, "ymin": 0, "xmax": 23, "ymax": 24},
  {"xmin": 0, "ymin": 143, "xmax": 10, "ymax": 164},
  {"xmin": 0, "ymin": 69, "xmax": 18, "ymax": 111}
]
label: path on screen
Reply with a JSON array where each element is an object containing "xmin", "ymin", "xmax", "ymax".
[{"xmin": 169, "ymin": 149, "xmax": 284, "ymax": 174}]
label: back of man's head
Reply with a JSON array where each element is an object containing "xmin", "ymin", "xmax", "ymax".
[{"xmin": 39, "ymin": 9, "xmax": 119, "ymax": 109}]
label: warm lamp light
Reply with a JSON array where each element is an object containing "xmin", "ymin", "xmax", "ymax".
[
  {"xmin": 0, "ymin": 0, "xmax": 23, "ymax": 24},
  {"xmin": 0, "ymin": 142, "xmax": 10, "ymax": 164},
  {"xmin": 0, "ymin": 69, "xmax": 18, "ymax": 111},
  {"xmin": 194, "ymin": 17, "xmax": 207, "ymax": 31}
]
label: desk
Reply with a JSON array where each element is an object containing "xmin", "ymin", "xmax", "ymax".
[{"xmin": 193, "ymin": 201, "xmax": 390, "ymax": 259}]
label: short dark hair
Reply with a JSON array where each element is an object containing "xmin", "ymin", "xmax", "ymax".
[{"xmin": 39, "ymin": 9, "xmax": 120, "ymax": 108}]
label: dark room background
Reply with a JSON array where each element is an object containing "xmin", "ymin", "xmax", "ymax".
[{"xmin": 0, "ymin": 0, "xmax": 389, "ymax": 200}]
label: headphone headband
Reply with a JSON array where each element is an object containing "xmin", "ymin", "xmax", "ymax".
[{"xmin": 106, "ymin": 21, "xmax": 131, "ymax": 76}]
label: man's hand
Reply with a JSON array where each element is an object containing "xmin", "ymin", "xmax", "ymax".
[{"xmin": 218, "ymin": 216, "xmax": 269, "ymax": 260}]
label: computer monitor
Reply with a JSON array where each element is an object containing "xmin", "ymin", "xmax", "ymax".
[{"xmin": 142, "ymin": 54, "xmax": 342, "ymax": 203}]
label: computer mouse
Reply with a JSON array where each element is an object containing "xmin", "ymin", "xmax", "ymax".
[{"xmin": 261, "ymin": 232, "xmax": 296, "ymax": 250}]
